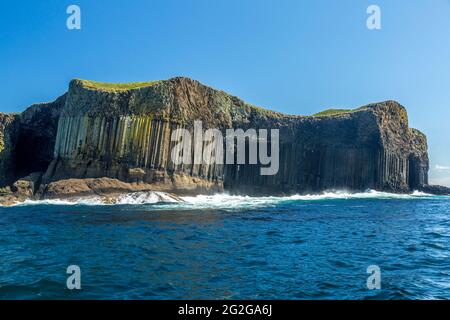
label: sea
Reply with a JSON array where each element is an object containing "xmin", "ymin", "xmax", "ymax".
[{"xmin": 0, "ymin": 190, "xmax": 449, "ymax": 300}]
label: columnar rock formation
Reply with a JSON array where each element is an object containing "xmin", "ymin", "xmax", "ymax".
[
  {"xmin": 225, "ymin": 101, "xmax": 429, "ymax": 194},
  {"xmin": 0, "ymin": 77, "xmax": 446, "ymax": 203}
]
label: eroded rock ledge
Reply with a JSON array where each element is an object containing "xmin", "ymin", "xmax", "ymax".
[{"xmin": 0, "ymin": 77, "xmax": 448, "ymax": 205}]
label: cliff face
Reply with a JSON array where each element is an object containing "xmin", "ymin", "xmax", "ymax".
[
  {"xmin": 224, "ymin": 101, "xmax": 429, "ymax": 194},
  {"xmin": 41, "ymin": 77, "xmax": 430, "ymax": 195},
  {"xmin": 0, "ymin": 94, "xmax": 66, "ymax": 187},
  {"xmin": 15, "ymin": 95, "xmax": 67, "ymax": 178},
  {"xmin": 0, "ymin": 113, "xmax": 19, "ymax": 187},
  {"xmin": 0, "ymin": 77, "xmax": 442, "ymax": 201}
]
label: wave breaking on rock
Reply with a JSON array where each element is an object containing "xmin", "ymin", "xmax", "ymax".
[{"xmin": 4, "ymin": 189, "xmax": 442, "ymax": 209}]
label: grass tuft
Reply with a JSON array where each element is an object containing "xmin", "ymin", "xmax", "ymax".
[
  {"xmin": 76, "ymin": 79, "xmax": 161, "ymax": 91},
  {"xmin": 312, "ymin": 108, "xmax": 353, "ymax": 117}
]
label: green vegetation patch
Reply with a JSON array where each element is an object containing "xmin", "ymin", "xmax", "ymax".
[
  {"xmin": 311, "ymin": 107, "xmax": 369, "ymax": 117},
  {"xmin": 77, "ymin": 79, "xmax": 161, "ymax": 91},
  {"xmin": 312, "ymin": 109, "xmax": 353, "ymax": 117}
]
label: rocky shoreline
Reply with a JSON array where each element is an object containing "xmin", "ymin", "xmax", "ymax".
[{"xmin": 0, "ymin": 174, "xmax": 211, "ymax": 206}]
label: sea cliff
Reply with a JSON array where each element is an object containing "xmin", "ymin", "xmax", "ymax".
[{"xmin": 0, "ymin": 77, "xmax": 447, "ymax": 205}]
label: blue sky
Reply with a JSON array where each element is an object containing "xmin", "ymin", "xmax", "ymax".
[{"xmin": 1, "ymin": 0, "xmax": 449, "ymax": 185}]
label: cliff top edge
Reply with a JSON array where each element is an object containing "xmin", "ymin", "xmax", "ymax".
[{"xmin": 70, "ymin": 77, "xmax": 405, "ymax": 119}]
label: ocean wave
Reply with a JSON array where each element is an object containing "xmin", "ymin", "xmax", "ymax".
[
  {"xmin": 4, "ymin": 189, "xmax": 442, "ymax": 209},
  {"xmin": 115, "ymin": 191, "xmax": 180, "ymax": 204},
  {"xmin": 178, "ymin": 190, "xmax": 439, "ymax": 209},
  {"xmin": 10, "ymin": 191, "xmax": 179, "ymax": 207},
  {"xmin": 13, "ymin": 197, "xmax": 106, "ymax": 206}
]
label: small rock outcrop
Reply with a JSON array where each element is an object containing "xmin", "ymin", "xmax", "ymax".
[
  {"xmin": 12, "ymin": 172, "xmax": 43, "ymax": 197},
  {"xmin": 0, "ymin": 77, "xmax": 448, "ymax": 204}
]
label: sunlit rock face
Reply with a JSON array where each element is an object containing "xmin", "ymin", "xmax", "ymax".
[
  {"xmin": 42, "ymin": 77, "xmax": 429, "ymax": 195},
  {"xmin": 0, "ymin": 77, "xmax": 436, "ymax": 201}
]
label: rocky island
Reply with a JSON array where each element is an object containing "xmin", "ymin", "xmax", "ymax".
[{"xmin": 0, "ymin": 77, "xmax": 448, "ymax": 205}]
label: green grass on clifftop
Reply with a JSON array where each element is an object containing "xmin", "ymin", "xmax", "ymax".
[
  {"xmin": 77, "ymin": 79, "xmax": 161, "ymax": 91},
  {"xmin": 312, "ymin": 109, "xmax": 353, "ymax": 117}
]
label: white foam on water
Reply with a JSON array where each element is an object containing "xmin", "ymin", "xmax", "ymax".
[
  {"xmin": 13, "ymin": 197, "xmax": 105, "ymax": 206},
  {"xmin": 177, "ymin": 189, "xmax": 438, "ymax": 209},
  {"xmin": 115, "ymin": 191, "xmax": 179, "ymax": 204},
  {"xmin": 8, "ymin": 191, "xmax": 178, "ymax": 207},
  {"xmin": 3, "ymin": 189, "xmax": 442, "ymax": 208}
]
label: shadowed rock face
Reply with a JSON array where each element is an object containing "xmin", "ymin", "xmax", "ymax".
[
  {"xmin": 0, "ymin": 113, "xmax": 19, "ymax": 186},
  {"xmin": 15, "ymin": 94, "xmax": 67, "ymax": 178},
  {"xmin": 225, "ymin": 101, "xmax": 429, "ymax": 194},
  {"xmin": 0, "ymin": 77, "xmax": 444, "ymax": 201},
  {"xmin": 0, "ymin": 94, "xmax": 66, "ymax": 187}
]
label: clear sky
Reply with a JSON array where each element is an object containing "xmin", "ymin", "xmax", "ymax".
[{"xmin": 1, "ymin": 0, "xmax": 449, "ymax": 185}]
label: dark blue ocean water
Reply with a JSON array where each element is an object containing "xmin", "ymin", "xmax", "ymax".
[{"xmin": 0, "ymin": 192, "xmax": 449, "ymax": 300}]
